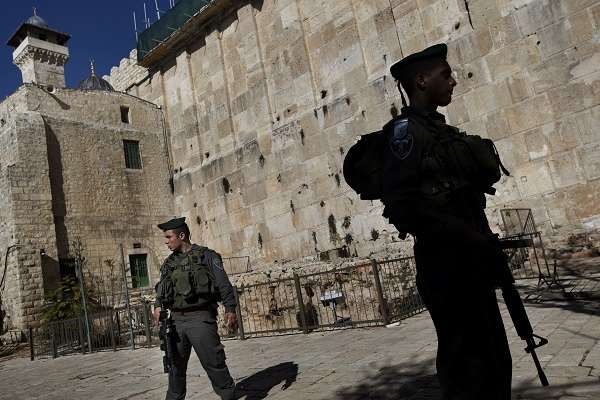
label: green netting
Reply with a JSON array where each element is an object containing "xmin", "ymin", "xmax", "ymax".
[{"xmin": 137, "ymin": 0, "xmax": 214, "ymax": 61}]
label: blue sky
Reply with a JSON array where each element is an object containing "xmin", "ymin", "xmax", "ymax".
[{"xmin": 0, "ymin": 1, "xmax": 170, "ymax": 99}]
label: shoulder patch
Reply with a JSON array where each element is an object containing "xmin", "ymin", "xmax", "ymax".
[{"xmin": 389, "ymin": 119, "xmax": 414, "ymax": 160}]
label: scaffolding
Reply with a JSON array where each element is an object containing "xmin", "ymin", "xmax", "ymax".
[{"xmin": 137, "ymin": 0, "xmax": 217, "ymax": 66}]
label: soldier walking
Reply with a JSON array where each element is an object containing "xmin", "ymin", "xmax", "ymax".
[{"xmin": 153, "ymin": 217, "xmax": 237, "ymax": 400}]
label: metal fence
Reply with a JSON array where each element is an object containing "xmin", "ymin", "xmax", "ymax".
[
  {"xmin": 499, "ymin": 208, "xmax": 557, "ymax": 285},
  {"xmin": 220, "ymin": 257, "xmax": 424, "ymax": 339},
  {"xmin": 25, "ymin": 211, "xmax": 553, "ymax": 359},
  {"xmin": 28, "ymin": 303, "xmax": 159, "ymax": 359},
  {"xmin": 28, "ymin": 257, "xmax": 425, "ymax": 358}
]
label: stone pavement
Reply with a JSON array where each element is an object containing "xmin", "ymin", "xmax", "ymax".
[{"xmin": 1, "ymin": 283, "xmax": 599, "ymax": 400}]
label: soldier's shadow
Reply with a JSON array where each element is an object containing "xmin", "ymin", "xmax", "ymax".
[
  {"xmin": 234, "ymin": 361, "xmax": 298, "ymax": 399},
  {"xmin": 333, "ymin": 359, "xmax": 441, "ymax": 400}
]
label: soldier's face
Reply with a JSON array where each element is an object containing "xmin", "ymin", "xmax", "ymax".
[
  {"xmin": 164, "ymin": 230, "xmax": 183, "ymax": 251},
  {"xmin": 423, "ymin": 60, "xmax": 456, "ymax": 107}
]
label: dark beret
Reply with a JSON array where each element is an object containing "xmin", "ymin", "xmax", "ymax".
[
  {"xmin": 157, "ymin": 217, "xmax": 187, "ymax": 231},
  {"xmin": 390, "ymin": 43, "xmax": 448, "ymax": 80}
]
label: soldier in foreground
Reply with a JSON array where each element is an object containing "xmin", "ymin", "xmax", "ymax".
[
  {"xmin": 383, "ymin": 44, "xmax": 513, "ymax": 399},
  {"xmin": 345, "ymin": 44, "xmax": 517, "ymax": 398},
  {"xmin": 153, "ymin": 217, "xmax": 237, "ymax": 400}
]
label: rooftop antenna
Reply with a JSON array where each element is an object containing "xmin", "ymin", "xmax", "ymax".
[
  {"xmin": 154, "ymin": 0, "xmax": 161, "ymax": 20},
  {"xmin": 133, "ymin": 11, "xmax": 139, "ymax": 41},
  {"xmin": 89, "ymin": 59, "xmax": 96, "ymax": 76},
  {"xmin": 143, "ymin": 3, "xmax": 150, "ymax": 28}
]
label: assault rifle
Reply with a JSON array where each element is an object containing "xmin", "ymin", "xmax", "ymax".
[
  {"xmin": 158, "ymin": 310, "xmax": 175, "ymax": 373},
  {"xmin": 498, "ymin": 238, "xmax": 549, "ymax": 387}
]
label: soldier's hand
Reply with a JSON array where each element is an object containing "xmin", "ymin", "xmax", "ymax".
[
  {"xmin": 224, "ymin": 311, "xmax": 237, "ymax": 331},
  {"xmin": 153, "ymin": 307, "xmax": 162, "ymax": 326}
]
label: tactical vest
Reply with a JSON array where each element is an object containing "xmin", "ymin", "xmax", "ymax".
[
  {"xmin": 343, "ymin": 111, "xmax": 509, "ymax": 204},
  {"xmin": 155, "ymin": 246, "xmax": 220, "ymax": 310},
  {"xmin": 422, "ymin": 123, "xmax": 509, "ymax": 196}
]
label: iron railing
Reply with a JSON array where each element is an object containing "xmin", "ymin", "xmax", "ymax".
[
  {"xmin": 28, "ymin": 257, "xmax": 426, "ymax": 357},
  {"xmin": 500, "ymin": 208, "xmax": 557, "ymax": 285},
  {"xmin": 226, "ymin": 257, "xmax": 425, "ymax": 339},
  {"xmin": 28, "ymin": 303, "xmax": 159, "ymax": 359},
  {"xmin": 26, "ymin": 214, "xmax": 554, "ymax": 359}
]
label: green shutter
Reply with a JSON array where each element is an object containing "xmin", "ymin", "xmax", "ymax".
[{"xmin": 129, "ymin": 254, "xmax": 149, "ymax": 288}]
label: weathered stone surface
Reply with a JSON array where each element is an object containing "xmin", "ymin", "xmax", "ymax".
[
  {"xmin": 0, "ymin": 86, "xmax": 173, "ymax": 331},
  {"xmin": 102, "ymin": 0, "xmax": 600, "ymax": 270}
]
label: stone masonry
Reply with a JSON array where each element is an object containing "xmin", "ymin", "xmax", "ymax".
[
  {"xmin": 0, "ymin": 85, "xmax": 173, "ymax": 331},
  {"xmin": 104, "ymin": 0, "xmax": 600, "ymax": 268}
]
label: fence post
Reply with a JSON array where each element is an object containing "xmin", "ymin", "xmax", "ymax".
[
  {"xmin": 233, "ymin": 286, "xmax": 245, "ymax": 340},
  {"xmin": 109, "ymin": 310, "xmax": 117, "ymax": 351},
  {"xmin": 293, "ymin": 273, "xmax": 308, "ymax": 334},
  {"xmin": 75, "ymin": 260, "xmax": 93, "ymax": 354},
  {"xmin": 76, "ymin": 317, "xmax": 84, "ymax": 353},
  {"xmin": 371, "ymin": 260, "xmax": 390, "ymax": 325},
  {"xmin": 29, "ymin": 327, "xmax": 34, "ymax": 361},
  {"xmin": 119, "ymin": 243, "xmax": 136, "ymax": 350},
  {"xmin": 50, "ymin": 325, "xmax": 58, "ymax": 359},
  {"xmin": 116, "ymin": 312, "xmax": 122, "ymax": 345},
  {"xmin": 142, "ymin": 302, "xmax": 152, "ymax": 347}
]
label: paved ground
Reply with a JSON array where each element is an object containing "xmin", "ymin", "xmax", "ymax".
[{"xmin": 2, "ymin": 263, "xmax": 599, "ymax": 400}]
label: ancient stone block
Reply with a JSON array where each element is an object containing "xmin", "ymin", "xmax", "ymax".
[
  {"xmin": 505, "ymin": 94, "xmax": 554, "ymax": 134},
  {"xmin": 513, "ymin": 160, "xmax": 555, "ymax": 198},
  {"xmin": 495, "ymin": 132, "xmax": 530, "ymax": 170},
  {"xmin": 515, "ymin": 0, "xmax": 564, "ymax": 36},
  {"xmin": 489, "ymin": 14, "xmax": 522, "ymax": 49},
  {"xmin": 578, "ymin": 142, "xmax": 600, "ymax": 180},
  {"xmin": 485, "ymin": 109, "xmax": 511, "ymax": 141},
  {"xmin": 524, "ymin": 126, "xmax": 551, "ymax": 160},
  {"xmin": 548, "ymin": 150, "xmax": 586, "ymax": 190},
  {"xmin": 464, "ymin": 80, "xmax": 512, "ymax": 119}
]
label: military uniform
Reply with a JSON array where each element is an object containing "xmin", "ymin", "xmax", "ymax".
[
  {"xmin": 155, "ymin": 218, "xmax": 236, "ymax": 400},
  {"xmin": 382, "ymin": 46, "xmax": 512, "ymax": 400}
]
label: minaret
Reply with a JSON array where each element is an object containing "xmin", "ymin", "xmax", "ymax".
[{"xmin": 6, "ymin": 9, "xmax": 71, "ymax": 89}]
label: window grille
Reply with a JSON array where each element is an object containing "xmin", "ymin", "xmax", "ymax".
[{"xmin": 123, "ymin": 140, "xmax": 142, "ymax": 169}]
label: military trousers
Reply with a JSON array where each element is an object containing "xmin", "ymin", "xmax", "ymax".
[
  {"xmin": 414, "ymin": 240, "xmax": 512, "ymax": 400},
  {"xmin": 166, "ymin": 310, "xmax": 235, "ymax": 400}
]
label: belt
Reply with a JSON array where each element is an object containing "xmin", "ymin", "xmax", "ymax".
[{"xmin": 170, "ymin": 305, "xmax": 213, "ymax": 316}]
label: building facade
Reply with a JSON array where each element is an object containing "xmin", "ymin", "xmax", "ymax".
[
  {"xmin": 106, "ymin": 0, "xmax": 600, "ymax": 265},
  {"xmin": 0, "ymin": 14, "xmax": 173, "ymax": 330},
  {"xmin": 2, "ymin": 0, "xmax": 600, "ymax": 331}
]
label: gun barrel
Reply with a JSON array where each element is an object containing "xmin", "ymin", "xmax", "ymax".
[
  {"xmin": 500, "ymin": 281, "xmax": 549, "ymax": 387},
  {"xmin": 526, "ymin": 338, "xmax": 549, "ymax": 386}
]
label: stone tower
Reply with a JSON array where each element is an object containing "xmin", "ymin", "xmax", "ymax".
[{"xmin": 7, "ymin": 9, "xmax": 70, "ymax": 89}]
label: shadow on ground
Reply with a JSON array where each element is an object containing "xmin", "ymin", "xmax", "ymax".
[
  {"xmin": 514, "ymin": 376, "xmax": 600, "ymax": 399},
  {"xmin": 235, "ymin": 361, "xmax": 298, "ymax": 399},
  {"xmin": 333, "ymin": 357, "xmax": 440, "ymax": 400}
]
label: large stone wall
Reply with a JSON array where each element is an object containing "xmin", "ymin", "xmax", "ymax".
[
  {"xmin": 107, "ymin": 0, "xmax": 600, "ymax": 267},
  {"xmin": 0, "ymin": 89, "xmax": 26, "ymax": 331},
  {"xmin": 0, "ymin": 85, "xmax": 174, "ymax": 330},
  {"xmin": 0, "ymin": 88, "xmax": 58, "ymax": 330},
  {"xmin": 104, "ymin": 49, "xmax": 149, "ymax": 94}
]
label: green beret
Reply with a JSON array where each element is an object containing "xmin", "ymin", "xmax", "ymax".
[
  {"xmin": 157, "ymin": 217, "xmax": 187, "ymax": 231},
  {"xmin": 390, "ymin": 43, "xmax": 448, "ymax": 80}
]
